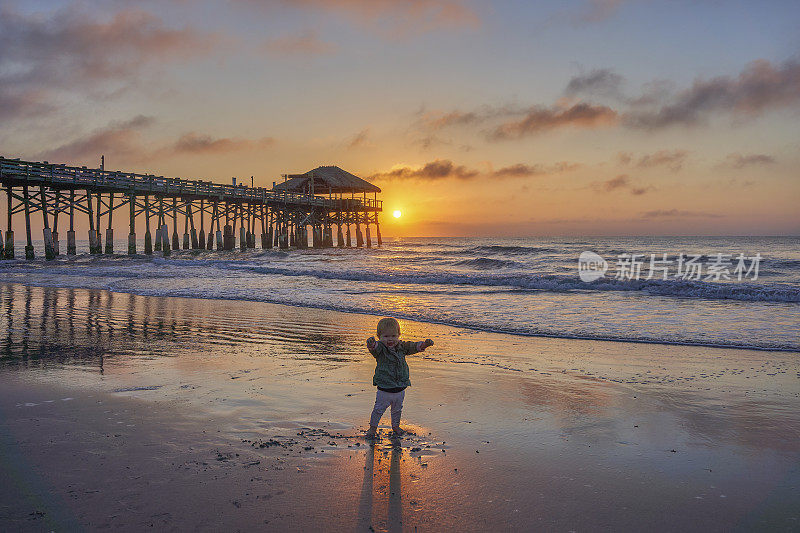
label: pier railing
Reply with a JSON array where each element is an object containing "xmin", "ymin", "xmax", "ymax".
[{"xmin": 0, "ymin": 157, "xmax": 382, "ymax": 211}]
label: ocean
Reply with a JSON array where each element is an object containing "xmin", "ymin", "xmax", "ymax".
[{"xmin": 1, "ymin": 235, "xmax": 798, "ymax": 351}]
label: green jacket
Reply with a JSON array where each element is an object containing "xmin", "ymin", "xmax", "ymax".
[{"xmin": 369, "ymin": 340, "xmax": 421, "ymax": 389}]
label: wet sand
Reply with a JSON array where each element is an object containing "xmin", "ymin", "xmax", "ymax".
[{"xmin": 1, "ymin": 283, "xmax": 799, "ymax": 531}]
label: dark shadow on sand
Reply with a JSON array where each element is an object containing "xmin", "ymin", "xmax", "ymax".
[{"xmin": 356, "ymin": 437, "xmax": 403, "ymax": 532}]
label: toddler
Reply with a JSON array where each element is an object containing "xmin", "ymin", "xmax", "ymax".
[{"xmin": 365, "ymin": 317, "xmax": 433, "ymax": 438}]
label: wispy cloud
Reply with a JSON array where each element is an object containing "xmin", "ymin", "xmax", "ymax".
[
  {"xmin": 492, "ymin": 162, "xmax": 581, "ymax": 178},
  {"xmin": 617, "ymin": 149, "xmax": 689, "ymax": 172},
  {"xmin": 37, "ymin": 116, "xmax": 155, "ymax": 164},
  {"xmin": 371, "ymin": 159, "xmax": 479, "ymax": 180},
  {"xmin": 593, "ymin": 174, "xmax": 653, "ymax": 195},
  {"xmin": 640, "ymin": 209, "xmax": 724, "ymax": 219},
  {"xmin": 0, "ymin": 89, "xmax": 55, "ymax": 121},
  {"xmin": 37, "ymin": 117, "xmax": 275, "ymax": 165},
  {"xmin": 564, "ymin": 68, "xmax": 625, "ymax": 99},
  {"xmin": 722, "ymin": 152, "xmax": 776, "ymax": 169},
  {"xmin": 411, "ymin": 58, "xmax": 800, "ymax": 149},
  {"xmin": 571, "ymin": 0, "xmax": 627, "ymax": 23},
  {"xmin": 257, "ymin": 0, "xmax": 480, "ymax": 36},
  {"xmin": 489, "ymin": 103, "xmax": 618, "ymax": 140},
  {"xmin": 625, "ymin": 59, "xmax": 800, "ymax": 129},
  {"xmin": 0, "ymin": 6, "xmax": 217, "ymax": 87},
  {"xmin": 416, "ymin": 104, "xmax": 524, "ymax": 130},
  {"xmin": 0, "ymin": 5, "xmax": 220, "ymax": 124},
  {"xmin": 172, "ymin": 133, "xmax": 275, "ymax": 154},
  {"xmin": 262, "ymin": 30, "xmax": 336, "ymax": 56},
  {"xmin": 418, "ymin": 110, "xmax": 481, "ymax": 130},
  {"xmin": 371, "ymin": 159, "xmax": 579, "ymax": 181},
  {"xmin": 346, "ymin": 129, "xmax": 373, "ymax": 149}
]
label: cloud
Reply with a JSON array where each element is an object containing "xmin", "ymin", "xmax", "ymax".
[
  {"xmin": 412, "ymin": 58, "xmax": 800, "ymax": 143},
  {"xmin": 415, "ymin": 104, "xmax": 531, "ymax": 133},
  {"xmin": 564, "ymin": 68, "xmax": 625, "ymax": 98},
  {"xmin": 372, "ymin": 159, "xmax": 479, "ymax": 180},
  {"xmin": 412, "ymin": 134, "xmax": 453, "ymax": 150},
  {"xmin": 371, "ymin": 159, "xmax": 580, "ymax": 181},
  {"xmin": 640, "ymin": 209, "xmax": 724, "ymax": 219},
  {"xmin": 0, "ymin": 88, "xmax": 55, "ymax": 121},
  {"xmin": 619, "ymin": 149, "xmax": 689, "ymax": 172},
  {"xmin": 418, "ymin": 110, "xmax": 481, "ymax": 130},
  {"xmin": 489, "ymin": 103, "xmax": 618, "ymax": 140},
  {"xmin": 601, "ymin": 175, "xmax": 630, "ymax": 191},
  {"xmin": 722, "ymin": 153, "xmax": 776, "ymax": 169},
  {"xmin": 38, "ymin": 115, "xmax": 155, "ymax": 164},
  {"xmin": 262, "ymin": 31, "xmax": 336, "ymax": 56},
  {"xmin": 492, "ymin": 162, "xmax": 581, "ymax": 178},
  {"xmin": 0, "ymin": 6, "xmax": 218, "ymax": 114},
  {"xmin": 625, "ymin": 59, "xmax": 800, "ymax": 129},
  {"xmin": 0, "ymin": 7, "xmax": 216, "ymax": 85},
  {"xmin": 346, "ymin": 129, "xmax": 373, "ymax": 149},
  {"xmin": 593, "ymin": 174, "xmax": 653, "ymax": 195},
  {"xmin": 37, "ymin": 117, "xmax": 275, "ymax": 165},
  {"xmin": 571, "ymin": 0, "xmax": 627, "ymax": 23},
  {"xmin": 172, "ymin": 133, "xmax": 275, "ymax": 154},
  {"xmin": 280, "ymin": 0, "xmax": 480, "ymax": 34}
]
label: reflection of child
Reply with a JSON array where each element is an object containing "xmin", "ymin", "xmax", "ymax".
[{"xmin": 365, "ymin": 317, "xmax": 434, "ymax": 438}]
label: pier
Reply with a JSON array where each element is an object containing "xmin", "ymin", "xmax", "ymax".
[{"xmin": 0, "ymin": 157, "xmax": 382, "ymax": 260}]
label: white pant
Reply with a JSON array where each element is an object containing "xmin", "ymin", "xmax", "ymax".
[{"xmin": 370, "ymin": 389, "xmax": 405, "ymax": 427}]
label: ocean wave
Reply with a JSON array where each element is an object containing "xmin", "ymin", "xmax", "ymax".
[
  {"xmin": 158, "ymin": 292, "xmax": 800, "ymax": 352},
  {"xmin": 229, "ymin": 264, "xmax": 800, "ymax": 302},
  {"xmin": 768, "ymin": 258, "xmax": 800, "ymax": 270},
  {"xmin": 463, "ymin": 245, "xmax": 560, "ymax": 255},
  {"xmin": 453, "ymin": 257, "xmax": 519, "ymax": 269},
  {"xmin": 9, "ymin": 279, "xmax": 796, "ymax": 352}
]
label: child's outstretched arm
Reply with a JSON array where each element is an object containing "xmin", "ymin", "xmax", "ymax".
[
  {"xmin": 366, "ymin": 336, "xmax": 380, "ymax": 357},
  {"xmin": 403, "ymin": 339, "xmax": 433, "ymax": 354},
  {"xmin": 417, "ymin": 339, "xmax": 434, "ymax": 351}
]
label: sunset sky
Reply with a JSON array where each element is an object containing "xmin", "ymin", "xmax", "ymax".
[{"xmin": 1, "ymin": 0, "xmax": 798, "ymax": 236}]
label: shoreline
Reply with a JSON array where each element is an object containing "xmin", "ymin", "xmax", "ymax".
[
  {"xmin": 4, "ymin": 279, "xmax": 798, "ymax": 354},
  {"xmin": 1, "ymin": 283, "xmax": 799, "ymax": 530}
]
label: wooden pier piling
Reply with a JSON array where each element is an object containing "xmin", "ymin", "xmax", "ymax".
[
  {"xmin": 144, "ymin": 195, "xmax": 152, "ymax": 255},
  {"xmin": 52, "ymin": 190, "xmax": 60, "ymax": 256},
  {"xmin": 154, "ymin": 198, "xmax": 163, "ymax": 252},
  {"xmin": 189, "ymin": 202, "xmax": 198, "ymax": 249},
  {"xmin": 5, "ymin": 186, "xmax": 14, "ymax": 259},
  {"xmin": 105, "ymin": 192, "xmax": 114, "ymax": 254},
  {"xmin": 171, "ymin": 197, "xmax": 179, "ymax": 252},
  {"xmin": 67, "ymin": 189, "xmax": 75, "ymax": 256},
  {"xmin": 40, "ymin": 185, "xmax": 55, "ymax": 260},
  {"xmin": 356, "ymin": 218, "xmax": 363, "ymax": 248},
  {"xmin": 198, "ymin": 199, "xmax": 206, "ymax": 250},
  {"xmin": 128, "ymin": 192, "xmax": 136, "ymax": 255}
]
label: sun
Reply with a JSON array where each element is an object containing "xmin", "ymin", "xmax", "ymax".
[{"xmin": 393, "ymin": 210, "xmax": 402, "ymax": 218}]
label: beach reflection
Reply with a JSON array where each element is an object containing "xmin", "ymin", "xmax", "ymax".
[
  {"xmin": 0, "ymin": 283, "xmax": 360, "ymax": 368},
  {"xmin": 2, "ymin": 282, "xmax": 799, "ymax": 530}
]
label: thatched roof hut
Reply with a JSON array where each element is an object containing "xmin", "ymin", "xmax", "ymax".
[{"xmin": 272, "ymin": 166, "xmax": 380, "ymax": 195}]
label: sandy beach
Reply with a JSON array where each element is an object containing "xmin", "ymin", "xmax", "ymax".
[{"xmin": 1, "ymin": 283, "xmax": 799, "ymax": 531}]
